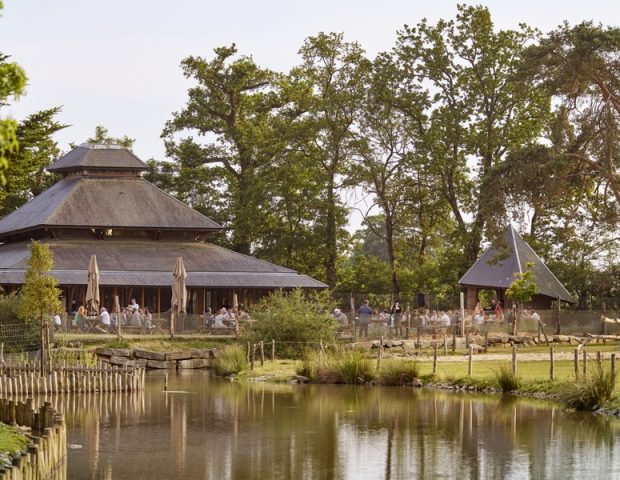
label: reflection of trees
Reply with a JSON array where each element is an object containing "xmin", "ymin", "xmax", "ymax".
[{"xmin": 57, "ymin": 373, "xmax": 620, "ymax": 479}]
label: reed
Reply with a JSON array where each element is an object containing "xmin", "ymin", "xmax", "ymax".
[
  {"xmin": 559, "ymin": 366, "xmax": 615, "ymax": 411},
  {"xmin": 212, "ymin": 345, "xmax": 248, "ymax": 377},
  {"xmin": 494, "ymin": 366, "xmax": 521, "ymax": 392},
  {"xmin": 378, "ymin": 360, "xmax": 420, "ymax": 386}
]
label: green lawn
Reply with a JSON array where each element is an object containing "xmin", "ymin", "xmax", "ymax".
[{"xmin": 0, "ymin": 423, "xmax": 27, "ymax": 455}]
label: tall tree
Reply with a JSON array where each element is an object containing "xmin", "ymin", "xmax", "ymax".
[
  {"xmin": 294, "ymin": 32, "xmax": 370, "ymax": 287},
  {"xmin": 0, "ymin": 108, "xmax": 66, "ymax": 216},
  {"xmin": 0, "ymin": 2, "xmax": 28, "ymax": 183},
  {"xmin": 85, "ymin": 125, "xmax": 135, "ymax": 149},
  {"xmin": 162, "ymin": 45, "xmax": 283, "ymax": 254},
  {"xmin": 395, "ymin": 5, "xmax": 550, "ymax": 269}
]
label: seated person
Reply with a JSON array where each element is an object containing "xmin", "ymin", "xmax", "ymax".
[
  {"xmin": 332, "ymin": 308, "xmax": 348, "ymax": 326},
  {"xmin": 143, "ymin": 307, "xmax": 155, "ymax": 331},
  {"xmin": 74, "ymin": 305, "xmax": 87, "ymax": 328},
  {"xmin": 238, "ymin": 307, "xmax": 252, "ymax": 322},
  {"xmin": 129, "ymin": 307, "xmax": 141, "ymax": 326},
  {"xmin": 213, "ymin": 308, "xmax": 229, "ymax": 329},
  {"xmin": 129, "ymin": 298, "xmax": 140, "ymax": 312},
  {"xmin": 439, "ymin": 311, "xmax": 451, "ymax": 326},
  {"xmin": 97, "ymin": 307, "xmax": 111, "ymax": 333},
  {"xmin": 474, "ymin": 311, "xmax": 485, "ymax": 325},
  {"xmin": 204, "ymin": 308, "xmax": 214, "ymax": 328}
]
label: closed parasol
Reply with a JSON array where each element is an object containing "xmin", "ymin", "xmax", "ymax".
[
  {"xmin": 85, "ymin": 254, "xmax": 100, "ymax": 315},
  {"xmin": 170, "ymin": 256, "xmax": 187, "ymax": 338}
]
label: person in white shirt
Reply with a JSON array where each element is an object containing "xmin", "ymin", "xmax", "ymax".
[
  {"xmin": 474, "ymin": 311, "xmax": 485, "ymax": 325},
  {"xmin": 530, "ymin": 310, "xmax": 541, "ymax": 321},
  {"xmin": 98, "ymin": 307, "xmax": 111, "ymax": 333},
  {"xmin": 439, "ymin": 311, "xmax": 451, "ymax": 326},
  {"xmin": 129, "ymin": 298, "xmax": 140, "ymax": 312},
  {"xmin": 53, "ymin": 313, "xmax": 62, "ymax": 332},
  {"xmin": 213, "ymin": 308, "xmax": 228, "ymax": 329}
]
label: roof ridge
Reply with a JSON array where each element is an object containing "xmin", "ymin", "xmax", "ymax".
[{"xmin": 510, "ymin": 224, "xmax": 523, "ymax": 273}]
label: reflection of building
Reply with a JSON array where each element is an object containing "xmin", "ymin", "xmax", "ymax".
[
  {"xmin": 0, "ymin": 144, "xmax": 325, "ymax": 314},
  {"xmin": 458, "ymin": 225, "xmax": 576, "ymax": 309}
]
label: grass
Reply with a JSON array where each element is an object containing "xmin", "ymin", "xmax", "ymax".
[
  {"xmin": 559, "ymin": 367, "xmax": 616, "ymax": 411},
  {"xmin": 0, "ymin": 423, "xmax": 28, "ymax": 455},
  {"xmin": 378, "ymin": 359, "xmax": 420, "ymax": 386},
  {"xmin": 212, "ymin": 346, "xmax": 248, "ymax": 377},
  {"xmin": 494, "ymin": 366, "xmax": 520, "ymax": 392}
]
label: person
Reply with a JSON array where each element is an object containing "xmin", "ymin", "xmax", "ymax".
[
  {"xmin": 204, "ymin": 308, "xmax": 214, "ymax": 328},
  {"xmin": 98, "ymin": 307, "xmax": 111, "ymax": 333},
  {"xmin": 358, "ymin": 300, "xmax": 372, "ymax": 338},
  {"xmin": 129, "ymin": 306, "xmax": 141, "ymax": 326},
  {"xmin": 238, "ymin": 307, "xmax": 252, "ymax": 322},
  {"xmin": 439, "ymin": 311, "xmax": 451, "ymax": 326},
  {"xmin": 53, "ymin": 313, "xmax": 62, "ymax": 332},
  {"xmin": 332, "ymin": 308, "xmax": 348, "ymax": 326},
  {"xmin": 74, "ymin": 305, "xmax": 87, "ymax": 330},
  {"xmin": 474, "ymin": 310, "xmax": 485, "ymax": 325},
  {"xmin": 213, "ymin": 308, "xmax": 228, "ymax": 329},
  {"xmin": 419, "ymin": 309, "xmax": 430, "ymax": 326},
  {"xmin": 390, "ymin": 301, "xmax": 402, "ymax": 336},
  {"xmin": 129, "ymin": 298, "xmax": 139, "ymax": 312},
  {"xmin": 495, "ymin": 301, "xmax": 504, "ymax": 322},
  {"xmin": 530, "ymin": 310, "xmax": 541, "ymax": 322},
  {"xmin": 143, "ymin": 307, "xmax": 155, "ymax": 332}
]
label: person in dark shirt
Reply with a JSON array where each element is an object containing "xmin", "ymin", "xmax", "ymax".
[{"xmin": 358, "ymin": 300, "xmax": 372, "ymax": 338}]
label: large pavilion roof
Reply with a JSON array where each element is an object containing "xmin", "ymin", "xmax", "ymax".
[
  {"xmin": 458, "ymin": 225, "xmax": 576, "ymax": 303},
  {"xmin": 47, "ymin": 143, "xmax": 147, "ymax": 173},
  {"xmin": 0, "ymin": 172, "xmax": 222, "ymax": 240},
  {"xmin": 0, "ymin": 239, "xmax": 327, "ymax": 288}
]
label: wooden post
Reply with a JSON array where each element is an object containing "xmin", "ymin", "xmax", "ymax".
[
  {"xmin": 611, "ymin": 353, "xmax": 616, "ymax": 390},
  {"xmin": 484, "ymin": 333, "xmax": 488, "ymax": 353},
  {"xmin": 432, "ymin": 344, "xmax": 437, "ymax": 375},
  {"xmin": 582, "ymin": 350, "xmax": 587, "ymax": 378},
  {"xmin": 247, "ymin": 342, "xmax": 251, "ymax": 363},
  {"xmin": 271, "ymin": 339, "xmax": 276, "ymax": 362},
  {"xmin": 164, "ymin": 373, "xmax": 168, "ymax": 391},
  {"xmin": 538, "ymin": 320, "xmax": 550, "ymax": 346},
  {"xmin": 443, "ymin": 335, "xmax": 448, "ymax": 356},
  {"xmin": 596, "ymin": 351, "xmax": 602, "ymax": 368},
  {"xmin": 251, "ymin": 344, "xmax": 256, "ymax": 370},
  {"xmin": 259, "ymin": 341, "xmax": 264, "ymax": 367},
  {"xmin": 452, "ymin": 330, "xmax": 456, "ymax": 353},
  {"xmin": 574, "ymin": 349, "xmax": 580, "ymax": 381},
  {"xmin": 468, "ymin": 346, "xmax": 473, "ymax": 376},
  {"xmin": 511, "ymin": 345, "xmax": 517, "ymax": 376},
  {"xmin": 377, "ymin": 336, "xmax": 384, "ymax": 370},
  {"xmin": 537, "ymin": 323, "xmax": 541, "ymax": 345},
  {"xmin": 556, "ymin": 296, "xmax": 561, "ymax": 335},
  {"xmin": 233, "ymin": 292, "xmax": 239, "ymax": 338},
  {"xmin": 550, "ymin": 348, "xmax": 555, "ymax": 381},
  {"xmin": 460, "ymin": 292, "xmax": 465, "ymax": 338}
]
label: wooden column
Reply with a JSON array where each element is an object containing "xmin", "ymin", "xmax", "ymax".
[{"xmin": 466, "ymin": 287, "xmax": 477, "ymax": 310}]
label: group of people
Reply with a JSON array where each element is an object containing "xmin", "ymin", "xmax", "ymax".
[
  {"xmin": 331, "ymin": 300, "xmax": 410, "ymax": 338},
  {"xmin": 203, "ymin": 306, "xmax": 251, "ymax": 329},
  {"xmin": 72, "ymin": 298, "xmax": 155, "ymax": 333}
]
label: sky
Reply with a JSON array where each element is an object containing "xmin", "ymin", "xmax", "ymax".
[{"xmin": 1, "ymin": 0, "xmax": 619, "ymax": 228}]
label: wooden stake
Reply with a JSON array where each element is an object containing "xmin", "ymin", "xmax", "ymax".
[
  {"xmin": 511, "ymin": 345, "xmax": 517, "ymax": 376},
  {"xmin": 582, "ymin": 350, "xmax": 587, "ymax": 378},
  {"xmin": 550, "ymin": 348, "xmax": 555, "ymax": 381},
  {"xmin": 443, "ymin": 335, "xmax": 448, "ymax": 356},
  {"xmin": 432, "ymin": 344, "xmax": 437, "ymax": 375},
  {"xmin": 271, "ymin": 339, "xmax": 276, "ymax": 362},
  {"xmin": 611, "ymin": 353, "xmax": 616, "ymax": 390},
  {"xmin": 468, "ymin": 346, "xmax": 473, "ymax": 376},
  {"xmin": 259, "ymin": 341, "xmax": 265, "ymax": 366},
  {"xmin": 596, "ymin": 351, "xmax": 602, "ymax": 368},
  {"xmin": 574, "ymin": 349, "xmax": 580, "ymax": 381}
]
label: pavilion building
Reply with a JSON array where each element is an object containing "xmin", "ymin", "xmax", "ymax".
[
  {"xmin": 458, "ymin": 225, "xmax": 576, "ymax": 310},
  {"xmin": 0, "ymin": 144, "xmax": 326, "ymax": 318}
]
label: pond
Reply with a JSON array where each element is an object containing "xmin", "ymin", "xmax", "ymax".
[{"xmin": 53, "ymin": 370, "xmax": 620, "ymax": 479}]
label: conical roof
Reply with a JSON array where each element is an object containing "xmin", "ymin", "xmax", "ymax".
[
  {"xmin": 458, "ymin": 225, "xmax": 576, "ymax": 303},
  {"xmin": 47, "ymin": 143, "xmax": 147, "ymax": 173}
]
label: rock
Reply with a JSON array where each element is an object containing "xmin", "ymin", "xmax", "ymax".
[
  {"xmin": 95, "ymin": 348, "xmax": 133, "ymax": 358},
  {"xmin": 134, "ymin": 349, "xmax": 166, "ymax": 361},
  {"xmin": 177, "ymin": 358, "xmax": 210, "ymax": 369},
  {"xmin": 134, "ymin": 358, "xmax": 148, "ymax": 368},
  {"xmin": 370, "ymin": 341, "xmax": 380, "ymax": 349},
  {"xmin": 294, "ymin": 375, "xmax": 310, "ymax": 383},
  {"xmin": 104, "ymin": 355, "xmax": 130, "ymax": 367},
  {"xmin": 146, "ymin": 359, "xmax": 177, "ymax": 369},
  {"xmin": 469, "ymin": 343, "xmax": 485, "ymax": 352},
  {"xmin": 553, "ymin": 335, "xmax": 570, "ymax": 343},
  {"xmin": 165, "ymin": 351, "xmax": 193, "ymax": 361},
  {"xmin": 191, "ymin": 349, "xmax": 212, "ymax": 359}
]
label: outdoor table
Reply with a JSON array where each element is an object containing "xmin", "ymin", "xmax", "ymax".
[{"xmin": 84, "ymin": 316, "xmax": 99, "ymax": 333}]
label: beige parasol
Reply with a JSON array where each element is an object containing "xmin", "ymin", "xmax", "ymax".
[
  {"xmin": 85, "ymin": 254, "xmax": 100, "ymax": 315},
  {"xmin": 170, "ymin": 256, "xmax": 187, "ymax": 338}
]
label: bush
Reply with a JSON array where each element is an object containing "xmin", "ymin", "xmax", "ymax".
[
  {"xmin": 212, "ymin": 346, "xmax": 248, "ymax": 377},
  {"xmin": 560, "ymin": 367, "xmax": 615, "ymax": 411},
  {"xmin": 0, "ymin": 294, "xmax": 20, "ymax": 325},
  {"xmin": 495, "ymin": 366, "xmax": 520, "ymax": 392},
  {"xmin": 243, "ymin": 289, "xmax": 337, "ymax": 359},
  {"xmin": 378, "ymin": 360, "xmax": 420, "ymax": 386},
  {"xmin": 295, "ymin": 350, "xmax": 320, "ymax": 380},
  {"xmin": 316, "ymin": 351, "xmax": 375, "ymax": 384}
]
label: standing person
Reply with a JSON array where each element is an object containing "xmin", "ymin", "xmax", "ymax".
[
  {"xmin": 358, "ymin": 300, "xmax": 372, "ymax": 338},
  {"xmin": 53, "ymin": 313, "xmax": 62, "ymax": 332},
  {"xmin": 129, "ymin": 298, "xmax": 140, "ymax": 313},
  {"xmin": 390, "ymin": 301, "xmax": 402, "ymax": 337}
]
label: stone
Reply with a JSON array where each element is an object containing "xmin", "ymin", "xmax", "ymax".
[
  {"xmin": 191, "ymin": 349, "xmax": 212, "ymax": 359},
  {"xmin": 177, "ymin": 358, "xmax": 210, "ymax": 369},
  {"xmin": 165, "ymin": 351, "xmax": 193, "ymax": 361},
  {"xmin": 469, "ymin": 343, "xmax": 485, "ymax": 352},
  {"xmin": 105, "ymin": 355, "xmax": 130, "ymax": 367},
  {"xmin": 146, "ymin": 359, "xmax": 177, "ymax": 369},
  {"xmin": 95, "ymin": 348, "xmax": 133, "ymax": 358},
  {"xmin": 294, "ymin": 375, "xmax": 310, "ymax": 383},
  {"xmin": 134, "ymin": 349, "xmax": 166, "ymax": 361},
  {"xmin": 553, "ymin": 335, "xmax": 570, "ymax": 343}
]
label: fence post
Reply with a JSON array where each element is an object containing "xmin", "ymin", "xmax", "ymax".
[
  {"xmin": 377, "ymin": 336, "xmax": 384, "ymax": 370},
  {"xmin": 549, "ymin": 347, "xmax": 555, "ymax": 381},
  {"xmin": 271, "ymin": 339, "xmax": 276, "ymax": 362},
  {"xmin": 556, "ymin": 296, "xmax": 561, "ymax": 335},
  {"xmin": 432, "ymin": 344, "xmax": 437, "ymax": 375},
  {"xmin": 511, "ymin": 345, "xmax": 517, "ymax": 376},
  {"xmin": 468, "ymin": 346, "xmax": 473, "ymax": 376},
  {"xmin": 259, "ymin": 341, "xmax": 264, "ymax": 366},
  {"xmin": 596, "ymin": 351, "xmax": 602, "ymax": 369},
  {"xmin": 582, "ymin": 350, "xmax": 587, "ymax": 378},
  {"xmin": 611, "ymin": 353, "xmax": 616, "ymax": 391},
  {"xmin": 444, "ymin": 335, "xmax": 448, "ymax": 356},
  {"xmin": 574, "ymin": 349, "xmax": 579, "ymax": 381}
]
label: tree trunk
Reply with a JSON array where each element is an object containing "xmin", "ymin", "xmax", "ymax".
[
  {"xmin": 384, "ymin": 213, "xmax": 400, "ymax": 301},
  {"xmin": 325, "ymin": 181, "xmax": 337, "ymax": 288}
]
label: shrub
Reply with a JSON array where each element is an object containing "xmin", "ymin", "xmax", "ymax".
[
  {"xmin": 560, "ymin": 367, "xmax": 615, "ymax": 411},
  {"xmin": 316, "ymin": 351, "xmax": 375, "ymax": 384},
  {"xmin": 243, "ymin": 289, "xmax": 337, "ymax": 359},
  {"xmin": 212, "ymin": 346, "xmax": 248, "ymax": 377},
  {"xmin": 495, "ymin": 366, "xmax": 521, "ymax": 392},
  {"xmin": 295, "ymin": 350, "xmax": 320, "ymax": 380},
  {"xmin": 378, "ymin": 360, "xmax": 420, "ymax": 386},
  {"xmin": 0, "ymin": 294, "xmax": 20, "ymax": 325}
]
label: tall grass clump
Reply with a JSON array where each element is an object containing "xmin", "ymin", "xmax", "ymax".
[
  {"xmin": 295, "ymin": 350, "xmax": 320, "ymax": 381},
  {"xmin": 316, "ymin": 351, "xmax": 375, "ymax": 384},
  {"xmin": 212, "ymin": 346, "xmax": 248, "ymax": 377},
  {"xmin": 560, "ymin": 367, "xmax": 615, "ymax": 411},
  {"xmin": 378, "ymin": 360, "xmax": 420, "ymax": 386},
  {"xmin": 494, "ymin": 366, "xmax": 521, "ymax": 392}
]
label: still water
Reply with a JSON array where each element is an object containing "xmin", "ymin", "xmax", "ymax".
[{"xmin": 53, "ymin": 370, "xmax": 620, "ymax": 479}]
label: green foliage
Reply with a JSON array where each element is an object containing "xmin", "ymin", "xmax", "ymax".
[
  {"xmin": 243, "ymin": 289, "xmax": 337, "ymax": 359},
  {"xmin": 105, "ymin": 339, "xmax": 130, "ymax": 349},
  {"xmin": 317, "ymin": 351, "xmax": 375, "ymax": 384},
  {"xmin": 494, "ymin": 366, "xmax": 521, "ymax": 392},
  {"xmin": 18, "ymin": 241, "xmax": 62, "ymax": 326},
  {"xmin": 506, "ymin": 262, "xmax": 539, "ymax": 304},
  {"xmin": 72, "ymin": 125, "xmax": 135, "ymax": 149},
  {"xmin": 559, "ymin": 367, "xmax": 616, "ymax": 411},
  {"xmin": 0, "ymin": 423, "xmax": 28, "ymax": 454},
  {"xmin": 0, "ymin": 294, "xmax": 20, "ymax": 325},
  {"xmin": 212, "ymin": 345, "xmax": 248, "ymax": 377},
  {"xmin": 378, "ymin": 360, "xmax": 420, "ymax": 386}
]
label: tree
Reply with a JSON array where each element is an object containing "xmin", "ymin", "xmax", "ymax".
[
  {"xmin": 506, "ymin": 262, "xmax": 539, "ymax": 335},
  {"xmin": 293, "ymin": 32, "xmax": 370, "ymax": 287},
  {"xmin": 0, "ymin": 2, "xmax": 28, "ymax": 183},
  {"xmin": 395, "ymin": 5, "xmax": 550, "ymax": 270},
  {"xmin": 18, "ymin": 241, "xmax": 62, "ymax": 374},
  {"xmin": 0, "ymin": 108, "xmax": 66, "ymax": 216},
  {"xmin": 162, "ymin": 45, "xmax": 283, "ymax": 254},
  {"xmin": 72, "ymin": 125, "xmax": 135, "ymax": 149}
]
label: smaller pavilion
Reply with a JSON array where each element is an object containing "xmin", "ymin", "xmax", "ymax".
[{"xmin": 458, "ymin": 225, "xmax": 576, "ymax": 309}]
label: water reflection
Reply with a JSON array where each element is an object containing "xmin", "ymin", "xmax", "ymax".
[{"xmin": 57, "ymin": 371, "xmax": 620, "ymax": 479}]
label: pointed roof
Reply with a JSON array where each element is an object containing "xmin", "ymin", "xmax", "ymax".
[
  {"xmin": 0, "ymin": 176, "xmax": 222, "ymax": 239},
  {"xmin": 47, "ymin": 143, "xmax": 147, "ymax": 173},
  {"xmin": 458, "ymin": 225, "xmax": 576, "ymax": 303}
]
